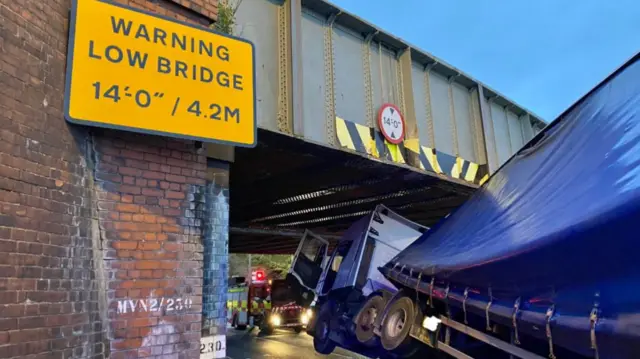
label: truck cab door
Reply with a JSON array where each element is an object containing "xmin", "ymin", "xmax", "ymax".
[{"xmin": 287, "ymin": 230, "xmax": 329, "ymax": 306}]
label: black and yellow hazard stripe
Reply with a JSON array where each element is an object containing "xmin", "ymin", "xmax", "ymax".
[
  {"xmin": 336, "ymin": 117, "xmax": 407, "ymax": 164},
  {"xmin": 405, "ymin": 139, "xmax": 489, "ymax": 185},
  {"xmin": 336, "ymin": 117, "xmax": 489, "ymax": 185},
  {"xmin": 336, "ymin": 117, "xmax": 375, "ymax": 156},
  {"xmin": 435, "ymin": 150, "xmax": 489, "ymax": 185},
  {"xmin": 370, "ymin": 130, "xmax": 406, "ymax": 164},
  {"xmin": 404, "ymin": 139, "xmax": 441, "ymax": 174}
]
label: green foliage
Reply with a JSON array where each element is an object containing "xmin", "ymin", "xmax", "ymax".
[
  {"xmin": 229, "ymin": 253, "xmax": 294, "ymax": 279},
  {"xmin": 213, "ymin": 0, "xmax": 240, "ymax": 35}
]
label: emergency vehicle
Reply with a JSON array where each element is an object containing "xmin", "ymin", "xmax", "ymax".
[
  {"xmin": 259, "ymin": 278, "xmax": 310, "ymax": 335},
  {"xmin": 226, "ymin": 269, "xmax": 272, "ymax": 330}
]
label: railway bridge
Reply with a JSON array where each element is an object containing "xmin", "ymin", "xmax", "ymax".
[
  {"xmin": 225, "ymin": 0, "xmax": 546, "ymax": 253},
  {"xmin": 0, "ymin": 0, "xmax": 546, "ymax": 357}
]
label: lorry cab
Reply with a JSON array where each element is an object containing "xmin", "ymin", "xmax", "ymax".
[
  {"xmin": 285, "ymin": 205, "xmax": 428, "ymax": 357},
  {"xmin": 288, "ymin": 205, "xmax": 427, "ymax": 305}
]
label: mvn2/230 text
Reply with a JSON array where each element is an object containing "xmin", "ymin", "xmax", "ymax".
[
  {"xmin": 92, "ymin": 81, "xmax": 241, "ymax": 123},
  {"xmin": 116, "ymin": 296, "xmax": 194, "ymax": 314}
]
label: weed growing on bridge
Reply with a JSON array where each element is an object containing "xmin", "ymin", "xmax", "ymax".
[{"xmin": 213, "ymin": 0, "xmax": 243, "ymax": 35}]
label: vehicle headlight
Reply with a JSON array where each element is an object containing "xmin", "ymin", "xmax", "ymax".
[
  {"xmin": 270, "ymin": 314, "xmax": 282, "ymax": 327},
  {"xmin": 422, "ymin": 316, "xmax": 441, "ymax": 332},
  {"xmin": 301, "ymin": 313, "xmax": 310, "ymax": 325},
  {"xmin": 305, "ymin": 308, "xmax": 313, "ymax": 319}
]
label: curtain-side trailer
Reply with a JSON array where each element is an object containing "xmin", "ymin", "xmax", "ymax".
[{"xmin": 372, "ymin": 53, "xmax": 640, "ymax": 359}]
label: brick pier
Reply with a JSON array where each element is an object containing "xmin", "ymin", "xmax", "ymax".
[{"xmin": 0, "ymin": 0, "xmax": 229, "ymax": 358}]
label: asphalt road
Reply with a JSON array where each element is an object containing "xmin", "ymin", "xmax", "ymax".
[{"xmin": 225, "ymin": 328, "xmax": 370, "ymax": 359}]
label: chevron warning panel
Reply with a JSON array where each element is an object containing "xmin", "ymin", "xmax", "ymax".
[
  {"xmin": 335, "ymin": 117, "xmax": 488, "ymax": 185},
  {"xmin": 336, "ymin": 117, "xmax": 407, "ymax": 163},
  {"xmin": 336, "ymin": 117, "xmax": 375, "ymax": 155}
]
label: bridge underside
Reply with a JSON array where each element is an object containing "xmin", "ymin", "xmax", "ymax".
[{"xmin": 229, "ymin": 130, "xmax": 476, "ymax": 254}]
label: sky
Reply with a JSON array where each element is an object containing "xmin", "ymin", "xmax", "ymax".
[{"xmin": 330, "ymin": 0, "xmax": 640, "ymax": 121}]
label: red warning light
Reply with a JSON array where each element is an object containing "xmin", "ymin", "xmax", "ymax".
[{"xmin": 256, "ymin": 270, "xmax": 265, "ymax": 281}]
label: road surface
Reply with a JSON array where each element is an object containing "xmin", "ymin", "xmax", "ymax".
[{"xmin": 225, "ymin": 327, "xmax": 370, "ymax": 359}]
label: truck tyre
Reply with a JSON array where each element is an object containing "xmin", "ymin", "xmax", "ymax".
[
  {"xmin": 261, "ymin": 325, "xmax": 274, "ymax": 335},
  {"xmin": 355, "ymin": 295, "xmax": 385, "ymax": 345},
  {"xmin": 313, "ymin": 305, "xmax": 336, "ymax": 354},
  {"xmin": 294, "ymin": 326, "xmax": 303, "ymax": 334},
  {"xmin": 232, "ymin": 316, "xmax": 247, "ymax": 331},
  {"xmin": 380, "ymin": 296, "xmax": 414, "ymax": 351}
]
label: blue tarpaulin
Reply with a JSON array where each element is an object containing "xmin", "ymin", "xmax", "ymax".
[{"xmin": 381, "ymin": 53, "xmax": 640, "ymax": 359}]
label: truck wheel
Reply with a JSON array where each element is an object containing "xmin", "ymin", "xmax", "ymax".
[
  {"xmin": 380, "ymin": 296, "xmax": 414, "ymax": 351},
  {"xmin": 355, "ymin": 295, "xmax": 385, "ymax": 345},
  {"xmin": 313, "ymin": 306, "xmax": 336, "ymax": 354},
  {"xmin": 261, "ymin": 325, "xmax": 274, "ymax": 335},
  {"xmin": 294, "ymin": 326, "xmax": 303, "ymax": 334}
]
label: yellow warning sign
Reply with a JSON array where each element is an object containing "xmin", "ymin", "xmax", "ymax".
[{"xmin": 64, "ymin": 0, "xmax": 256, "ymax": 147}]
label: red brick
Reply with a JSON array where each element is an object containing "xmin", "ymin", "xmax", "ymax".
[
  {"xmin": 166, "ymin": 191, "xmax": 185, "ymax": 200},
  {"xmin": 118, "ymin": 185, "xmax": 142, "ymax": 195},
  {"xmin": 138, "ymin": 242, "xmax": 161, "ymax": 251},
  {"xmin": 131, "ymin": 317, "xmax": 158, "ymax": 327},
  {"xmin": 160, "ymin": 261, "xmax": 179, "ymax": 270},
  {"xmin": 142, "ymin": 171, "xmax": 165, "ymax": 180},
  {"xmin": 141, "ymin": 188, "xmax": 163, "ymax": 197},
  {"xmin": 163, "ymin": 225, "xmax": 181, "ymax": 233},
  {"xmin": 9, "ymin": 328, "xmax": 49, "ymax": 343},
  {"xmin": 135, "ymin": 261, "xmax": 161, "ymax": 270},
  {"xmin": 119, "ymin": 166, "xmax": 142, "ymax": 177},
  {"xmin": 166, "ymin": 174, "xmax": 187, "ymax": 183},
  {"xmin": 112, "ymin": 241, "xmax": 138, "ymax": 250},
  {"xmin": 164, "ymin": 243, "xmax": 181, "ymax": 252}
]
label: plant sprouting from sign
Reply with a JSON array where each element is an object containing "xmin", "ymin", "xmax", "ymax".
[{"xmin": 213, "ymin": 0, "xmax": 243, "ymax": 35}]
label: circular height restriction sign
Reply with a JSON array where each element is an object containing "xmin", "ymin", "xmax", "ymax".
[{"xmin": 377, "ymin": 103, "xmax": 405, "ymax": 144}]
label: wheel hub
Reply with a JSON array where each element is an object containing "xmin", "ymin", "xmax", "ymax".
[
  {"xmin": 385, "ymin": 309, "xmax": 406, "ymax": 338},
  {"xmin": 359, "ymin": 307, "xmax": 377, "ymax": 330}
]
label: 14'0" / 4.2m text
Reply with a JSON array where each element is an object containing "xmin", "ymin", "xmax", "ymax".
[{"xmin": 91, "ymin": 82, "xmax": 241, "ymax": 124}]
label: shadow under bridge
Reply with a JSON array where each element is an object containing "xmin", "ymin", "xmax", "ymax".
[{"xmin": 228, "ymin": 130, "xmax": 477, "ymax": 254}]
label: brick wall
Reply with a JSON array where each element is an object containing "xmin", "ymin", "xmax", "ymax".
[
  {"xmin": 93, "ymin": 130, "xmax": 209, "ymax": 358},
  {"xmin": 0, "ymin": 0, "xmax": 223, "ymax": 358},
  {"xmin": 202, "ymin": 163, "xmax": 230, "ymax": 336}
]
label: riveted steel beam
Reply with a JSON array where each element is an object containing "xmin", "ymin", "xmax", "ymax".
[
  {"xmin": 447, "ymin": 75, "xmax": 461, "ymax": 156},
  {"xmin": 469, "ymin": 87, "xmax": 488, "ymax": 165},
  {"xmin": 290, "ymin": 0, "xmax": 305, "ymax": 137},
  {"xmin": 481, "ymin": 90, "xmax": 500, "ymax": 173},
  {"xmin": 277, "ymin": 1, "xmax": 293, "ymax": 134},
  {"xmin": 397, "ymin": 48, "xmax": 418, "ymax": 141},
  {"xmin": 324, "ymin": 11, "xmax": 341, "ymax": 146},
  {"xmin": 362, "ymin": 31, "xmax": 378, "ymax": 127},
  {"xmin": 424, "ymin": 64, "xmax": 436, "ymax": 148}
]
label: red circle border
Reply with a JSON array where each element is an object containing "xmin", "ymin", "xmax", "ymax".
[{"xmin": 377, "ymin": 103, "xmax": 406, "ymax": 144}]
